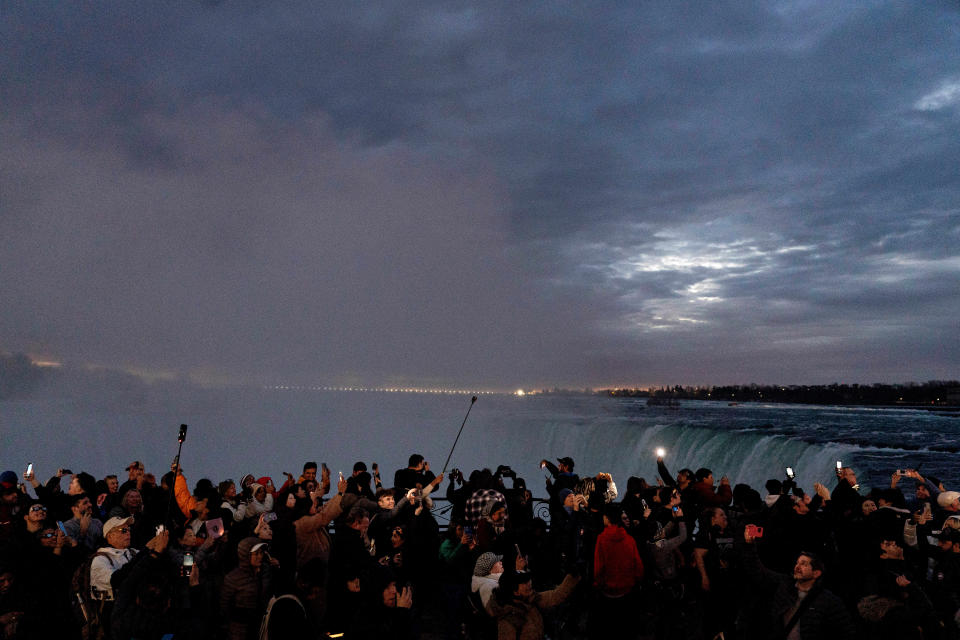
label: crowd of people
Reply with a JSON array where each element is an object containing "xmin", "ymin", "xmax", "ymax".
[{"xmin": 1, "ymin": 449, "xmax": 960, "ymax": 640}]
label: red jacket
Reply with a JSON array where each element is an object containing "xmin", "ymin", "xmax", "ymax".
[
  {"xmin": 690, "ymin": 479, "xmax": 732, "ymax": 509},
  {"xmin": 593, "ymin": 524, "xmax": 643, "ymax": 596}
]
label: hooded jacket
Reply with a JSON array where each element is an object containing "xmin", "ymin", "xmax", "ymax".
[{"xmin": 593, "ymin": 524, "xmax": 644, "ymax": 597}]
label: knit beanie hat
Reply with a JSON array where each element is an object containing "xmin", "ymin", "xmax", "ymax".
[
  {"xmin": 0, "ymin": 471, "xmax": 17, "ymax": 489},
  {"xmin": 473, "ymin": 552, "xmax": 503, "ymax": 577}
]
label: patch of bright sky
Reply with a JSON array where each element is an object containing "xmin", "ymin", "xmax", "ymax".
[
  {"xmin": 609, "ymin": 232, "xmax": 781, "ymax": 277},
  {"xmin": 914, "ymin": 78, "xmax": 960, "ymax": 111},
  {"xmin": 597, "ymin": 222, "xmax": 823, "ymax": 332},
  {"xmin": 622, "ymin": 308, "xmax": 708, "ymax": 333},
  {"xmin": 884, "ymin": 255, "xmax": 960, "ymax": 271}
]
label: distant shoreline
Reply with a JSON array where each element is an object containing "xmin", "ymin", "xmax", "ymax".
[{"xmin": 598, "ymin": 380, "xmax": 960, "ymax": 410}]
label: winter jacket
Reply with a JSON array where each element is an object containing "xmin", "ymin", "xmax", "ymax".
[
  {"xmin": 647, "ymin": 520, "xmax": 688, "ymax": 582},
  {"xmin": 293, "ymin": 494, "xmax": 342, "ymax": 568},
  {"xmin": 486, "ymin": 574, "xmax": 580, "ymax": 640},
  {"xmin": 738, "ymin": 542, "xmax": 855, "ymax": 640},
  {"xmin": 690, "ymin": 479, "xmax": 732, "ymax": 510},
  {"xmin": 220, "ymin": 561, "xmax": 273, "ymax": 640},
  {"xmin": 593, "ymin": 524, "xmax": 643, "ymax": 597},
  {"xmin": 235, "ymin": 485, "xmax": 275, "ymax": 520}
]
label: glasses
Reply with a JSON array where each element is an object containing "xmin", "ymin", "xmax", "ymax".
[
  {"xmin": 113, "ymin": 527, "xmax": 131, "ymax": 534},
  {"xmin": 41, "ymin": 532, "xmax": 56, "ymax": 538},
  {"xmin": 30, "ymin": 505, "xmax": 47, "ymax": 512}
]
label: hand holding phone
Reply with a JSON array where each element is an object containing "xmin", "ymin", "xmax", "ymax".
[
  {"xmin": 205, "ymin": 518, "xmax": 225, "ymax": 539},
  {"xmin": 745, "ymin": 524, "xmax": 764, "ymax": 540},
  {"xmin": 182, "ymin": 552, "xmax": 194, "ymax": 577}
]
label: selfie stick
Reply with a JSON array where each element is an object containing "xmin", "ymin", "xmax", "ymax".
[
  {"xmin": 441, "ymin": 396, "xmax": 477, "ymax": 475},
  {"xmin": 163, "ymin": 424, "xmax": 189, "ymax": 527}
]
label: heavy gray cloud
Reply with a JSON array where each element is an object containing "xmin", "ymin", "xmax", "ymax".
[{"xmin": 1, "ymin": 1, "xmax": 958, "ymax": 388}]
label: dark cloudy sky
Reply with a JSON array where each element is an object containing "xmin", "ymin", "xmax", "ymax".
[{"xmin": 2, "ymin": 1, "xmax": 959, "ymax": 389}]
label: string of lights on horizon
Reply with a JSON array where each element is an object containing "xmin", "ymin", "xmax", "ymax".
[{"xmin": 264, "ymin": 385, "xmax": 507, "ymax": 396}]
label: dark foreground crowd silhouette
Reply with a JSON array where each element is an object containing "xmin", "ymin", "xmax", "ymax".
[{"xmin": 2, "ymin": 448, "xmax": 960, "ymax": 640}]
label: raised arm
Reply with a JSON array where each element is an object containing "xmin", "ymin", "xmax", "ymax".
[{"xmin": 657, "ymin": 457, "xmax": 677, "ymax": 487}]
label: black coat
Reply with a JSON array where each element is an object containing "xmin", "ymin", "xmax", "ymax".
[{"xmin": 737, "ymin": 542, "xmax": 855, "ymax": 640}]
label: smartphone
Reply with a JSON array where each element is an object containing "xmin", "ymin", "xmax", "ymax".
[
  {"xmin": 182, "ymin": 552, "xmax": 194, "ymax": 577},
  {"xmin": 372, "ymin": 462, "xmax": 378, "ymax": 472},
  {"xmin": 25, "ymin": 463, "xmax": 33, "ymax": 476},
  {"xmin": 745, "ymin": 524, "xmax": 764, "ymax": 538},
  {"xmin": 464, "ymin": 525, "xmax": 474, "ymax": 537},
  {"xmin": 156, "ymin": 524, "xmax": 165, "ymax": 535},
  {"xmin": 205, "ymin": 517, "xmax": 224, "ymax": 539},
  {"xmin": 641, "ymin": 498, "xmax": 649, "ymax": 510},
  {"xmin": 263, "ymin": 512, "xmax": 278, "ymax": 523},
  {"xmin": 656, "ymin": 447, "xmax": 665, "ymax": 458},
  {"xmin": 836, "ymin": 460, "xmax": 842, "ymax": 471},
  {"xmin": 672, "ymin": 505, "xmax": 680, "ymax": 513},
  {"xmin": 338, "ymin": 471, "xmax": 344, "ymax": 482},
  {"xmin": 786, "ymin": 467, "xmax": 795, "ymax": 479},
  {"xmin": 56, "ymin": 520, "xmax": 68, "ymax": 536}
]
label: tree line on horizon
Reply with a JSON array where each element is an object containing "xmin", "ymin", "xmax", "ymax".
[{"xmin": 603, "ymin": 380, "xmax": 960, "ymax": 407}]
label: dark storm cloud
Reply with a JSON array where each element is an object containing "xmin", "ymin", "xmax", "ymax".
[{"xmin": 1, "ymin": 1, "xmax": 959, "ymax": 387}]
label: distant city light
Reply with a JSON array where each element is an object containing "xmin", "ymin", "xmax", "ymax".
[
  {"xmin": 264, "ymin": 385, "xmax": 496, "ymax": 396},
  {"xmin": 515, "ymin": 389, "xmax": 526, "ymax": 397}
]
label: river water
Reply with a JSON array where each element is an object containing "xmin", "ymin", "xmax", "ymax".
[{"xmin": 3, "ymin": 388, "xmax": 957, "ymax": 494}]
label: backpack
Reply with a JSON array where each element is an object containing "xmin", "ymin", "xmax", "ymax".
[
  {"xmin": 70, "ymin": 551, "xmax": 111, "ymax": 640},
  {"xmin": 258, "ymin": 593, "xmax": 305, "ymax": 640}
]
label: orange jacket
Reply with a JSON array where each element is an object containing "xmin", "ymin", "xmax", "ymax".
[{"xmin": 174, "ymin": 473, "xmax": 200, "ymax": 520}]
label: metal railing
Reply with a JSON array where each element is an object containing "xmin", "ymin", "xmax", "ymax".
[{"xmin": 425, "ymin": 496, "xmax": 553, "ymax": 529}]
